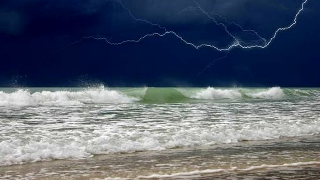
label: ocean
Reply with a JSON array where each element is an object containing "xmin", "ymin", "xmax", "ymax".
[{"xmin": 0, "ymin": 87, "xmax": 319, "ymax": 179}]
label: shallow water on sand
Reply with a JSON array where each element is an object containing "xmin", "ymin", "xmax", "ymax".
[
  {"xmin": 1, "ymin": 135, "xmax": 320, "ymax": 179},
  {"xmin": 0, "ymin": 87, "xmax": 319, "ymax": 179}
]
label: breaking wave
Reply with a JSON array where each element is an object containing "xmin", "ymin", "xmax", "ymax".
[
  {"xmin": 136, "ymin": 87, "xmax": 292, "ymax": 103},
  {"xmin": 191, "ymin": 87, "xmax": 242, "ymax": 100},
  {"xmin": 0, "ymin": 87, "xmax": 318, "ymax": 106},
  {"xmin": 0, "ymin": 86, "xmax": 319, "ymax": 166},
  {"xmin": 246, "ymin": 87, "xmax": 285, "ymax": 99},
  {"xmin": 0, "ymin": 87, "xmax": 136, "ymax": 106},
  {"xmin": 1, "ymin": 120, "xmax": 320, "ymax": 166}
]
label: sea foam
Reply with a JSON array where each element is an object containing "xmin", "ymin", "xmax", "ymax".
[
  {"xmin": 192, "ymin": 87, "xmax": 242, "ymax": 100},
  {"xmin": 0, "ymin": 87, "xmax": 318, "ymax": 166},
  {"xmin": 190, "ymin": 87, "xmax": 286, "ymax": 100},
  {"xmin": 247, "ymin": 87, "xmax": 285, "ymax": 99},
  {"xmin": 1, "ymin": 121, "xmax": 319, "ymax": 166},
  {"xmin": 0, "ymin": 87, "xmax": 290, "ymax": 106},
  {"xmin": 0, "ymin": 88, "xmax": 136, "ymax": 106}
]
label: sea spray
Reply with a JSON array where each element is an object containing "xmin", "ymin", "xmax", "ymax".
[
  {"xmin": 0, "ymin": 87, "xmax": 315, "ymax": 106},
  {"xmin": 191, "ymin": 87, "xmax": 242, "ymax": 100},
  {"xmin": 246, "ymin": 87, "xmax": 285, "ymax": 99},
  {"xmin": 0, "ymin": 87, "xmax": 136, "ymax": 106}
]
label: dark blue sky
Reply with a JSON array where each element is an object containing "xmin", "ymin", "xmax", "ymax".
[{"xmin": 0, "ymin": 0, "xmax": 319, "ymax": 87}]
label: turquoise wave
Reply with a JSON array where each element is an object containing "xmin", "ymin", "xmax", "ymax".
[{"xmin": 0, "ymin": 87, "xmax": 319, "ymax": 105}]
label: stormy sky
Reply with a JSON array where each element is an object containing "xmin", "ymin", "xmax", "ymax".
[{"xmin": 0, "ymin": 0, "xmax": 319, "ymax": 87}]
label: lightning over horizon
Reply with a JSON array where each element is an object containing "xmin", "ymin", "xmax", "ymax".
[
  {"xmin": 65, "ymin": 0, "xmax": 309, "ymax": 52},
  {"xmin": 1, "ymin": 1, "xmax": 320, "ymax": 179},
  {"xmin": 0, "ymin": 0, "xmax": 319, "ymax": 87}
]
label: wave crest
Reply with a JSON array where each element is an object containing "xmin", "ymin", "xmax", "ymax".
[
  {"xmin": 0, "ymin": 87, "xmax": 136, "ymax": 106},
  {"xmin": 192, "ymin": 87, "xmax": 242, "ymax": 100},
  {"xmin": 247, "ymin": 87, "xmax": 285, "ymax": 99}
]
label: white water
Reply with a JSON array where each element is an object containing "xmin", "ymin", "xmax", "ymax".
[
  {"xmin": 190, "ymin": 87, "xmax": 285, "ymax": 100},
  {"xmin": 0, "ymin": 88, "xmax": 136, "ymax": 106},
  {"xmin": 246, "ymin": 87, "xmax": 285, "ymax": 99},
  {"xmin": 0, "ymin": 87, "xmax": 288, "ymax": 107},
  {"xmin": 191, "ymin": 87, "xmax": 242, "ymax": 100},
  {"xmin": 0, "ymin": 87, "xmax": 319, "ymax": 166},
  {"xmin": 1, "ymin": 119, "xmax": 319, "ymax": 166}
]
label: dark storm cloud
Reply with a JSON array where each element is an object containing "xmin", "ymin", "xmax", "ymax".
[
  {"xmin": 0, "ymin": 0, "xmax": 111, "ymax": 37},
  {"xmin": 0, "ymin": 0, "xmax": 319, "ymax": 87},
  {"xmin": 0, "ymin": 0, "xmax": 303, "ymax": 38},
  {"xmin": 119, "ymin": 0, "xmax": 305, "ymax": 38},
  {"xmin": 0, "ymin": 10, "xmax": 25, "ymax": 35}
]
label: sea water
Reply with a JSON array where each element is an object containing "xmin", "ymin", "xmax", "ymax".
[{"xmin": 0, "ymin": 87, "xmax": 319, "ymax": 179}]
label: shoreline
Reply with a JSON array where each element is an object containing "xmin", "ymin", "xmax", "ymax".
[
  {"xmin": 2, "ymin": 160, "xmax": 320, "ymax": 180},
  {"xmin": 1, "ymin": 135, "xmax": 320, "ymax": 179}
]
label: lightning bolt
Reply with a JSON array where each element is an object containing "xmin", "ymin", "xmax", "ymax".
[
  {"xmin": 114, "ymin": 0, "xmax": 167, "ymax": 32},
  {"xmin": 191, "ymin": 0, "xmax": 266, "ymax": 48},
  {"xmin": 196, "ymin": 51, "xmax": 230, "ymax": 77},
  {"xmin": 191, "ymin": 0, "xmax": 267, "ymax": 46},
  {"xmin": 65, "ymin": 0, "xmax": 309, "ymax": 52}
]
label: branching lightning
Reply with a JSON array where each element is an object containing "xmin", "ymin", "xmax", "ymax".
[
  {"xmin": 114, "ymin": 0, "xmax": 167, "ymax": 32},
  {"xmin": 65, "ymin": 0, "xmax": 309, "ymax": 52},
  {"xmin": 196, "ymin": 51, "xmax": 230, "ymax": 77},
  {"xmin": 191, "ymin": 0, "xmax": 267, "ymax": 46}
]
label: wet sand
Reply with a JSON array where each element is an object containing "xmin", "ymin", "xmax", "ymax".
[{"xmin": 1, "ymin": 135, "xmax": 319, "ymax": 180}]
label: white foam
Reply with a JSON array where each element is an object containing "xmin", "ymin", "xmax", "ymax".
[
  {"xmin": 247, "ymin": 87, "xmax": 285, "ymax": 99},
  {"xmin": 192, "ymin": 87, "xmax": 242, "ymax": 100},
  {"xmin": 0, "ymin": 140, "xmax": 90, "ymax": 166},
  {"xmin": 0, "ymin": 88, "xmax": 136, "ymax": 106},
  {"xmin": 1, "ymin": 121, "xmax": 319, "ymax": 166},
  {"xmin": 0, "ymin": 87, "xmax": 319, "ymax": 166}
]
